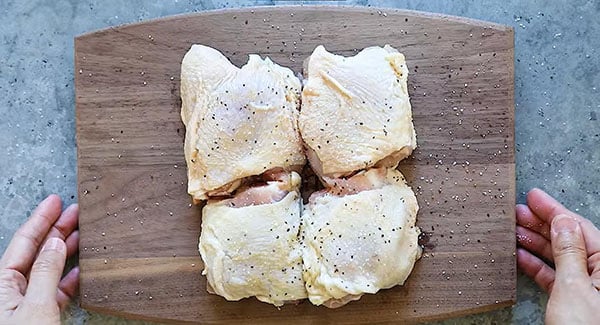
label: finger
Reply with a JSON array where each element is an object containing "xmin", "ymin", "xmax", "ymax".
[
  {"xmin": 516, "ymin": 204, "xmax": 550, "ymax": 239},
  {"xmin": 517, "ymin": 248, "xmax": 555, "ymax": 292},
  {"xmin": 550, "ymin": 214, "xmax": 591, "ymax": 288},
  {"xmin": 43, "ymin": 203, "xmax": 79, "ymax": 244},
  {"xmin": 0, "ymin": 195, "xmax": 62, "ymax": 273},
  {"xmin": 527, "ymin": 188, "xmax": 600, "ymax": 255},
  {"xmin": 592, "ymin": 255, "xmax": 600, "ymax": 290},
  {"xmin": 65, "ymin": 230, "xmax": 80, "ymax": 258},
  {"xmin": 25, "ymin": 237, "xmax": 67, "ymax": 304},
  {"xmin": 516, "ymin": 225, "xmax": 554, "ymax": 262},
  {"xmin": 527, "ymin": 188, "xmax": 580, "ymax": 223},
  {"xmin": 57, "ymin": 266, "xmax": 79, "ymax": 310}
]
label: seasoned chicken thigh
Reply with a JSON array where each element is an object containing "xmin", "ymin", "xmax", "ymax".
[
  {"xmin": 186, "ymin": 44, "xmax": 421, "ymax": 309},
  {"xmin": 299, "ymin": 45, "xmax": 417, "ymax": 181},
  {"xmin": 181, "ymin": 45, "xmax": 305, "ymax": 202},
  {"xmin": 199, "ymin": 171, "xmax": 307, "ymax": 306},
  {"xmin": 301, "ymin": 168, "xmax": 421, "ymax": 307}
]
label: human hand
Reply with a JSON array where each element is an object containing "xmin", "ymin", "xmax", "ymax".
[
  {"xmin": 0, "ymin": 195, "xmax": 79, "ymax": 325},
  {"xmin": 516, "ymin": 188, "xmax": 600, "ymax": 325}
]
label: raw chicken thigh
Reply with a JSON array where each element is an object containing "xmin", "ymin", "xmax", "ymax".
[
  {"xmin": 299, "ymin": 45, "xmax": 416, "ymax": 181},
  {"xmin": 301, "ymin": 168, "xmax": 421, "ymax": 307},
  {"xmin": 181, "ymin": 45, "xmax": 305, "ymax": 202},
  {"xmin": 199, "ymin": 171, "xmax": 307, "ymax": 306}
]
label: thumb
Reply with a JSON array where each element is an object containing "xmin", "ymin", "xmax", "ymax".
[
  {"xmin": 550, "ymin": 214, "xmax": 590, "ymax": 287},
  {"xmin": 25, "ymin": 237, "xmax": 67, "ymax": 304}
]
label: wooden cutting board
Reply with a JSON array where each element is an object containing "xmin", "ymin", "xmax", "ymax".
[{"xmin": 75, "ymin": 6, "xmax": 515, "ymax": 324}]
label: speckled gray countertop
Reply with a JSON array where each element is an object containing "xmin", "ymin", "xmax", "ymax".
[{"xmin": 0, "ymin": 0, "xmax": 598, "ymax": 324}]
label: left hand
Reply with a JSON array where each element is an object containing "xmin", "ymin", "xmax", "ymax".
[{"xmin": 0, "ymin": 195, "xmax": 80, "ymax": 325}]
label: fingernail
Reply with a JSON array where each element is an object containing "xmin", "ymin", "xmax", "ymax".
[
  {"xmin": 551, "ymin": 214, "xmax": 578, "ymax": 234},
  {"xmin": 42, "ymin": 237, "xmax": 65, "ymax": 252},
  {"xmin": 66, "ymin": 203, "xmax": 78, "ymax": 212}
]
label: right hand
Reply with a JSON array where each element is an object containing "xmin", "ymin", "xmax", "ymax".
[{"xmin": 516, "ymin": 188, "xmax": 600, "ymax": 324}]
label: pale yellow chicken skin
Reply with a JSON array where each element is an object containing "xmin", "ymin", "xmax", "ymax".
[
  {"xmin": 181, "ymin": 45, "xmax": 305, "ymax": 202},
  {"xmin": 301, "ymin": 168, "xmax": 421, "ymax": 307},
  {"xmin": 199, "ymin": 172, "xmax": 307, "ymax": 306},
  {"xmin": 299, "ymin": 45, "xmax": 417, "ymax": 181},
  {"xmin": 187, "ymin": 44, "xmax": 421, "ymax": 309}
]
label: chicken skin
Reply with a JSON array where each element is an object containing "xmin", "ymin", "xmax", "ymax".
[
  {"xmin": 186, "ymin": 44, "xmax": 421, "ymax": 309},
  {"xmin": 299, "ymin": 45, "xmax": 416, "ymax": 181},
  {"xmin": 199, "ymin": 171, "xmax": 307, "ymax": 306},
  {"xmin": 301, "ymin": 168, "xmax": 421, "ymax": 307},
  {"xmin": 181, "ymin": 45, "xmax": 305, "ymax": 202}
]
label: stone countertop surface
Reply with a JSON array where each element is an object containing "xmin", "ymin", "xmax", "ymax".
[{"xmin": 0, "ymin": 0, "xmax": 598, "ymax": 324}]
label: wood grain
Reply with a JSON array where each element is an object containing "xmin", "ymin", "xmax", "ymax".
[{"xmin": 75, "ymin": 6, "xmax": 515, "ymax": 324}]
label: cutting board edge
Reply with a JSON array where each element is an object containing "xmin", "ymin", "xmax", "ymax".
[
  {"xmin": 74, "ymin": 5, "xmax": 513, "ymax": 42},
  {"xmin": 80, "ymin": 303, "xmax": 196, "ymax": 325},
  {"xmin": 79, "ymin": 297, "xmax": 516, "ymax": 325}
]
